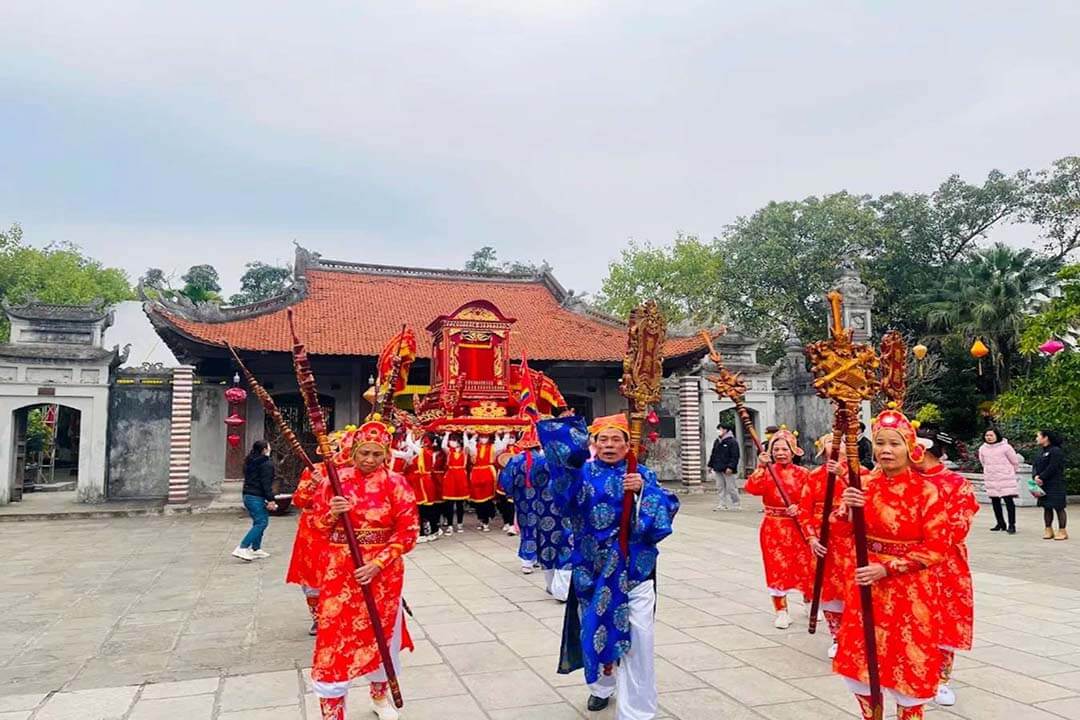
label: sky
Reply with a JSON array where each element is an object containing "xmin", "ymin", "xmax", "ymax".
[{"xmin": 2, "ymin": 1, "xmax": 1078, "ymax": 297}]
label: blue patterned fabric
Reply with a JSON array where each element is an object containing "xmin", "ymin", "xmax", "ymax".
[
  {"xmin": 498, "ymin": 450, "xmax": 573, "ymax": 569},
  {"xmin": 537, "ymin": 416, "xmax": 679, "ymax": 683}
]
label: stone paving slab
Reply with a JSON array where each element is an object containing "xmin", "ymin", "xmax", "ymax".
[{"xmin": 2, "ymin": 499, "xmax": 1080, "ymax": 718}]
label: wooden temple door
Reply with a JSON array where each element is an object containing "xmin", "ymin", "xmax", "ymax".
[{"xmin": 264, "ymin": 393, "xmax": 335, "ymax": 495}]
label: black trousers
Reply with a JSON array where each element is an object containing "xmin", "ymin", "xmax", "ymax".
[
  {"xmin": 991, "ymin": 496, "xmax": 1016, "ymax": 529},
  {"xmin": 496, "ymin": 494, "xmax": 515, "ymax": 526},
  {"xmin": 1044, "ymin": 507, "xmax": 1067, "ymax": 529},
  {"xmin": 420, "ymin": 504, "xmax": 442, "ymax": 534},
  {"xmin": 442, "ymin": 500, "xmax": 465, "ymax": 525},
  {"xmin": 474, "ymin": 500, "xmax": 496, "ymax": 523}
]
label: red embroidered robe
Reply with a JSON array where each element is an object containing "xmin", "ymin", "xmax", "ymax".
[{"xmin": 745, "ymin": 463, "xmax": 812, "ymax": 595}]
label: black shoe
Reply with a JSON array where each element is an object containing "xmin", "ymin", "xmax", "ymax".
[
  {"xmin": 1007, "ymin": 526, "xmax": 1017, "ymax": 535},
  {"xmin": 309, "ymin": 621, "xmax": 318, "ymax": 636},
  {"xmin": 587, "ymin": 695, "xmax": 610, "ymax": 712},
  {"xmin": 990, "ymin": 524, "xmax": 1005, "ymax": 532}
]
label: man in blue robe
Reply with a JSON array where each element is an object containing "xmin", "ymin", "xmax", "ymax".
[
  {"xmin": 498, "ymin": 428, "xmax": 574, "ymax": 600},
  {"xmin": 538, "ymin": 412, "xmax": 679, "ymax": 719}
]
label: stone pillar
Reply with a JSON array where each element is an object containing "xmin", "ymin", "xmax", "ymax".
[
  {"xmin": 167, "ymin": 366, "xmax": 195, "ymax": 504},
  {"xmin": 678, "ymin": 375, "xmax": 703, "ymax": 487}
]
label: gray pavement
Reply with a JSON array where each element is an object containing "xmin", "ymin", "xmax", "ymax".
[{"xmin": 1, "ymin": 494, "xmax": 1079, "ymax": 719}]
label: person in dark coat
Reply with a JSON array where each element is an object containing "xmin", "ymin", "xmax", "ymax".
[
  {"xmin": 1033, "ymin": 430, "xmax": 1067, "ymax": 540},
  {"xmin": 234, "ymin": 440, "xmax": 278, "ymax": 561},
  {"xmin": 857, "ymin": 422, "xmax": 875, "ymax": 471},
  {"xmin": 708, "ymin": 419, "xmax": 742, "ymax": 510}
]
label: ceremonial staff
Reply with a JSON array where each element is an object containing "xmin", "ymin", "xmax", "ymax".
[
  {"xmin": 287, "ymin": 310, "xmax": 404, "ymax": 709},
  {"xmin": 225, "ymin": 342, "xmax": 315, "ymax": 471},
  {"xmin": 617, "ymin": 300, "xmax": 666, "ymax": 558},
  {"xmin": 699, "ymin": 330, "xmax": 806, "ymax": 542},
  {"xmin": 805, "ymin": 291, "xmax": 883, "ymax": 719},
  {"xmin": 805, "ymin": 405, "xmax": 845, "ymax": 635}
]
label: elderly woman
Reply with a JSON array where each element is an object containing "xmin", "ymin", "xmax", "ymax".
[
  {"xmin": 834, "ymin": 407, "xmax": 951, "ymax": 720},
  {"xmin": 308, "ymin": 421, "xmax": 419, "ymax": 720},
  {"xmin": 745, "ymin": 426, "xmax": 812, "ymax": 629},
  {"xmin": 978, "ymin": 428, "xmax": 1021, "ymax": 534}
]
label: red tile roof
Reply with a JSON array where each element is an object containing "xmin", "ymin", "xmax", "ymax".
[{"xmin": 148, "ymin": 265, "xmax": 709, "ymax": 364}]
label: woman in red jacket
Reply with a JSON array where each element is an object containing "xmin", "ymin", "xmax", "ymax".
[{"xmin": 745, "ymin": 426, "xmax": 812, "ymax": 629}]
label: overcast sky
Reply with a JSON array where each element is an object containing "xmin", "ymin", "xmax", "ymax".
[{"xmin": 2, "ymin": 2, "xmax": 1078, "ymax": 297}]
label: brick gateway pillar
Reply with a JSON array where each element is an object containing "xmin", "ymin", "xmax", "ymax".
[
  {"xmin": 167, "ymin": 366, "xmax": 195, "ymax": 504},
  {"xmin": 678, "ymin": 375, "xmax": 703, "ymax": 487}
]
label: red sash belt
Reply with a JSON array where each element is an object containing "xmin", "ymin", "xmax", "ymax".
[
  {"xmin": 763, "ymin": 505, "xmax": 793, "ymax": 518},
  {"xmin": 866, "ymin": 535, "xmax": 915, "ymax": 557},
  {"xmin": 329, "ymin": 526, "xmax": 393, "ymax": 546}
]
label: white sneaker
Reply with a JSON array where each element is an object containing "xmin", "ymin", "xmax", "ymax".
[
  {"xmin": 522, "ymin": 565, "xmax": 535, "ymax": 575},
  {"xmin": 456, "ymin": 523, "xmax": 464, "ymax": 533},
  {"xmin": 251, "ymin": 549, "xmax": 270, "ymax": 559},
  {"xmin": 231, "ymin": 547, "xmax": 255, "ymax": 562},
  {"xmin": 370, "ymin": 695, "xmax": 399, "ymax": 720},
  {"xmin": 713, "ymin": 504, "xmax": 728, "ymax": 512},
  {"xmin": 417, "ymin": 535, "xmax": 429, "ymax": 544},
  {"xmin": 505, "ymin": 525, "xmax": 518, "ymax": 536},
  {"xmin": 935, "ymin": 684, "xmax": 956, "ymax": 706},
  {"xmin": 481, "ymin": 523, "xmax": 491, "ymax": 533},
  {"xmin": 828, "ymin": 642, "xmax": 838, "ymax": 659},
  {"xmin": 428, "ymin": 531, "xmax": 439, "ymax": 542},
  {"xmin": 774, "ymin": 610, "xmax": 792, "ymax": 629}
]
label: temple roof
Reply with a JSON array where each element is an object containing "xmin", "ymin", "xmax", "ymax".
[
  {"xmin": 144, "ymin": 246, "xmax": 715, "ymax": 365},
  {"xmin": 3, "ymin": 299, "xmax": 111, "ymax": 323}
]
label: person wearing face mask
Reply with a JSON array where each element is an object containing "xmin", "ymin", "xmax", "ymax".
[
  {"xmin": 440, "ymin": 432, "xmax": 469, "ymax": 533},
  {"xmin": 798, "ymin": 433, "xmax": 863, "ymax": 658},
  {"xmin": 307, "ymin": 421, "xmax": 420, "ymax": 720},
  {"xmin": 538, "ymin": 412, "xmax": 679, "ymax": 719},
  {"xmin": 833, "ymin": 406, "xmax": 951, "ymax": 720},
  {"xmin": 745, "ymin": 426, "xmax": 813, "ymax": 629},
  {"xmin": 915, "ymin": 429, "xmax": 977, "ymax": 708}
]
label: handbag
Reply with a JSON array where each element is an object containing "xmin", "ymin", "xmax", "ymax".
[{"xmin": 1027, "ymin": 476, "xmax": 1046, "ymax": 497}]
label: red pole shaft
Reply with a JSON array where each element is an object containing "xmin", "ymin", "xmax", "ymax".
[
  {"xmin": 808, "ymin": 408, "xmax": 846, "ymax": 634},
  {"xmin": 735, "ymin": 404, "xmax": 806, "ymax": 542}
]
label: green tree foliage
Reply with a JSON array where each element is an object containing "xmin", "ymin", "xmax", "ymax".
[
  {"xmin": 180, "ymin": 264, "xmax": 222, "ymax": 304},
  {"xmin": 229, "ymin": 262, "xmax": 292, "ymax": 306},
  {"xmin": 1025, "ymin": 156, "xmax": 1080, "ymax": 261},
  {"xmin": 1019, "ymin": 264, "xmax": 1080, "ymax": 351},
  {"xmin": 920, "ymin": 244, "xmax": 1055, "ymax": 392},
  {"xmin": 464, "ymin": 247, "xmax": 551, "ymax": 276}
]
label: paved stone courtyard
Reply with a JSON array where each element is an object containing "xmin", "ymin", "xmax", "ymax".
[{"xmin": 3, "ymin": 494, "xmax": 1080, "ymax": 719}]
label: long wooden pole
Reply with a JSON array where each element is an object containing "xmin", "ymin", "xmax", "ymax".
[
  {"xmin": 287, "ymin": 311, "xmax": 403, "ymax": 709},
  {"xmin": 732, "ymin": 403, "xmax": 806, "ymax": 542},
  {"xmin": 844, "ymin": 404, "xmax": 882, "ymax": 718},
  {"xmin": 808, "ymin": 407, "xmax": 846, "ymax": 634}
]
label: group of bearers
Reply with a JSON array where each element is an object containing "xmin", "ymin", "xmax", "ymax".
[
  {"xmin": 281, "ymin": 410, "xmax": 679, "ymax": 720},
  {"xmin": 749, "ymin": 412, "xmax": 977, "ymax": 720}
]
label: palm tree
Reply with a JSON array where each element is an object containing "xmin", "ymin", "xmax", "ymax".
[{"xmin": 921, "ymin": 243, "xmax": 1057, "ymax": 393}]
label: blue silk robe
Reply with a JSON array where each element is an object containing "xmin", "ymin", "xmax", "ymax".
[
  {"xmin": 537, "ymin": 416, "xmax": 679, "ymax": 683},
  {"xmin": 498, "ymin": 450, "xmax": 573, "ymax": 570}
]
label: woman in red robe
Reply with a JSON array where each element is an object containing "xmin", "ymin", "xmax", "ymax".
[
  {"xmin": 309, "ymin": 420, "xmax": 419, "ymax": 720},
  {"xmin": 440, "ymin": 433, "xmax": 469, "ymax": 533},
  {"xmin": 915, "ymin": 431, "xmax": 977, "ymax": 708},
  {"xmin": 798, "ymin": 434, "xmax": 860, "ymax": 658},
  {"xmin": 745, "ymin": 427, "xmax": 812, "ymax": 629},
  {"xmin": 834, "ymin": 407, "xmax": 951, "ymax": 720},
  {"xmin": 406, "ymin": 433, "xmax": 441, "ymax": 543}
]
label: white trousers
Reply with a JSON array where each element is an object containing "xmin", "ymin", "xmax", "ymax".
[
  {"xmin": 587, "ymin": 582, "xmax": 657, "ymax": 720},
  {"xmin": 842, "ymin": 677, "xmax": 930, "ymax": 708},
  {"xmin": 312, "ymin": 601, "xmax": 406, "ymax": 698},
  {"xmin": 546, "ymin": 568, "xmax": 572, "ymax": 602}
]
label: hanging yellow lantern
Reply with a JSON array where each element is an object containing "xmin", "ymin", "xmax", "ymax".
[
  {"xmin": 970, "ymin": 338, "xmax": 989, "ymax": 375},
  {"xmin": 912, "ymin": 344, "xmax": 928, "ymax": 360}
]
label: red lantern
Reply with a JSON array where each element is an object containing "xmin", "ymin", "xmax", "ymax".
[
  {"xmin": 224, "ymin": 413, "xmax": 246, "ymax": 427},
  {"xmin": 225, "ymin": 386, "xmax": 248, "ymax": 404},
  {"xmin": 227, "ymin": 434, "xmax": 242, "ymax": 448},
  {"xmin": 647, "ymin": 430, "xmax": 660, "ymax": 443},
  {"xmin": 646, "ymin": 410, "xmax": 660, "ymax": 425}
]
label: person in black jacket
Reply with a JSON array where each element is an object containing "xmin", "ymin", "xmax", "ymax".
[
  {"xmin": 234, "ymin": 440, "xmax": 278, "ymax": 561},
  {"xmin": 857, "ymin": 422, "xmax": 874, "ymax": 471},
  {"xmin": 708, "ymin": 419, "xmax": 742, "ymax": 510},
  {"xmin": 1034, "ymin": 429, "xmax": 1068, "ymax": 540}
]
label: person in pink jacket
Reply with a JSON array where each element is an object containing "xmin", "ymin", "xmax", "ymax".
[{"xmin": 979, "ymin": 428, "xmax": 1022, "ymax": 534}]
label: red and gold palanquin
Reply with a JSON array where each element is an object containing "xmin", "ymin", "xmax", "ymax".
[
  {"xmin": 832, "ymin": 468, "xmax": 951, "ymax": 700},
  {"xmin": 309, "ymin": 466, "xmax": 419, "ymax": 684},
  {"xmin": 745, "ymin": 463, "xmax": 813, "ymax": 595}
]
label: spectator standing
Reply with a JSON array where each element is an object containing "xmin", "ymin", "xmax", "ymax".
[
  {"xmin": 978, "ymin": 428, "xmax": 1021, "ymax": 534},
  {"xmin": 709, "ymin": 419, "xmax": 742, "ymax": 511},
  {"xmin": 1033, "ymin": 430, "xmax": 1068, "ymax": 540},
  {"xmin": 233, "ymin": 440, "xmax": 278, "ymax": 561}
]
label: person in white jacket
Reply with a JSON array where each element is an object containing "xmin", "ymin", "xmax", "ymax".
[{"xmin": 979, "ymin": 428, "xmax": 1022, "ymax": 534}]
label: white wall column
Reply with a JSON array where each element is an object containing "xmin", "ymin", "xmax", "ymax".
[
  {"xmin": 678, "ymin": 375, "xmax": 703, "ymax": 487},
  {"xmin": 167, "ymin": 366, "xmax": 194, "ymax": 504}
]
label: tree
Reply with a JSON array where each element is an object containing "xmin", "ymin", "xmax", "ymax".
[
  {"xmin": 465, "ymin": 247, "xmax": 499, "ymax": 273},
  {"xmin": 140, "ymin": 268, "xmax": 168, "ymax": 289},
  {"xmin": 920, "ymin": 243, "xmax": 1055, "ymax": 393},
  {"xmin": 229, "ymin": 262, "xmax": 292, "ymax": 306},
  {"xmin": 1019, "ymin": 263, "xmax": 1080, "ymax": 352},
  {"xmin": 1025, "ymin": 156, "xmax": 1080, "ymax": 261},
  {"xmin": 180, "ymin": 265, "xmax": 222, "ymax": 304}
]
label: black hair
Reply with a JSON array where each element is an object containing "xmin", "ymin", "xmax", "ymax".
[
  {"xmin": 917, "ymin": 429, "xmax": 953, "ymax": 460},
  {"xmin": 248, "ymin": 440, "xmax": 269, "ymax": 459},
  {"xmin": 1040, "ymin": 429, "xmax": 1064, "ymax": 447},
  {"xmin": 984, "ymin": 427, "xmax": 1003, "ymax": 444}
]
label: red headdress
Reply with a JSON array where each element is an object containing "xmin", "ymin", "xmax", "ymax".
[
  {"xmin": 354, "ymin": 420, "xmax": 394, "ymax": 451},
  {"xmin": 872, "ymin": 403, "xmax": 923, "ymax": 463},
  {"xmin": 767, "ymin": 425, "xmax": 803, "ymax": 457}
]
